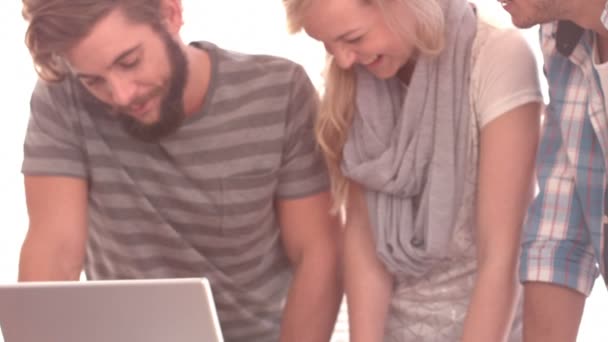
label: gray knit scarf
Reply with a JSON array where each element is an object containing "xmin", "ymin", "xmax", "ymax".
[{"xmin": 341, "ymin": 0, "xmax": 477, "ymax": 277}]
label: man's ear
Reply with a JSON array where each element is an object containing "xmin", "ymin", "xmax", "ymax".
[{"xmin": 161, "ymin": 0, "xmax": 184, "ymax": 35}]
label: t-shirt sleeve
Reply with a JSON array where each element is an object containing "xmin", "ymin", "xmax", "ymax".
[
  {"xmin": 472, "ymin": 27, "xmax": 544, "ymax": 128},
  {"xmin": 21, "ymin": 79, "xmax": 88, "ymax": 179},
  {"xmin": 276, "ymin": 65, "xmax": 330, "ymax": 199}
]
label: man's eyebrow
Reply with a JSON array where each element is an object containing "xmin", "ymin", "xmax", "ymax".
[{"xmin": 75, "ymin": 44, "xmax": 142, "ymax": 79}]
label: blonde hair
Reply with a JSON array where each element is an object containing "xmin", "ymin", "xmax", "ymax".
[
  {"xmin": 23, "ymin": 0, "xmax": 164, "ymax": 82},
  {"xmin": 283, "ymin": 0, "xmax": 445, "ymax": 212}
]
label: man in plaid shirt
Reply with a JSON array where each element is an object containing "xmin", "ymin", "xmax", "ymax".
[{"xmin": 503, "ymin": 0, "xmax": 608, "ymax": 341}]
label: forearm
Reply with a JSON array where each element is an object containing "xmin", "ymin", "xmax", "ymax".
[
  {"xmin": 469, "ymin": 101, "xmax": 541, "ymax": 341},
  {"xmin": 522, "ymin": 282, "xmax": 585, "ymax": 342},
  {"xmin": 345, "ymin": 254, "xmax": 392, "ymax": 342},
  {"xmin": 461, "ymin": 259, "xmax": 520, "ymax": 342},
  {"xmin": 18, "ymin": 230, "xmax": 83, "ymax": 281},
  {"xmin": 279, "ymin": 246, "xmax": 342, "ymax": 342},
  {"xmin": 345, "ymin": 220, "xmax": 393, "ymax": 342}
]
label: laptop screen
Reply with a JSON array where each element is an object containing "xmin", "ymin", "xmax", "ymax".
[{"xmin": 0, "ymin": 278, "xmax": 223, "ymax": 342}]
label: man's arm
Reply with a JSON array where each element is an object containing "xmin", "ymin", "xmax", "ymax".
[
  {"xmin": 19, "ymin": 176, "xmax": 88, "ymax": 281},
  {"xmin": 519, "ymin": 131, "xmax": 594, "ymax": 341},
  {"xmin": 520, "ymin": 145, "xmax": 593, "ymax": 342},
  {"xmin": 522, "ymin": 282, "xmax": 586, "ymax": 342},
  {"xmin": 519, "ymin": 24, "xmax": 599, "ymax": 340},
  {"xmin": 277, "ymin": 191, "xmax": 342, "ymax": 342}
]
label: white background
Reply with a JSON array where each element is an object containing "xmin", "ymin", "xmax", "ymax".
[{"xmin": 0, "ymin": 1, "xmax": 605, "ymax": 341}]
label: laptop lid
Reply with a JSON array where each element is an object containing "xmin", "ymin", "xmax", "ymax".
[{"xmin": 0, "ymin": 278, "xmax": 223, "ymax": 342}]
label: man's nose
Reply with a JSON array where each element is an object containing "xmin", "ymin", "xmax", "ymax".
[{"xmin": 108, "ymin": 75, "xmax": 137, "ymax": 108}]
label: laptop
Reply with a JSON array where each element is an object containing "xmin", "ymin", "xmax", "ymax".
[{"xmin": 0, "ymin": 278, "xmax": 224, "ymax": 342}]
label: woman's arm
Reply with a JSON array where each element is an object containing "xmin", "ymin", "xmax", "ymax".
[
  {"xmin": 345, "ymin": 183, "xmax": 394, "ymax": 342},
  {"xmin": 461, "ymin": 101, "xmax": 541, "ymax": 342}
]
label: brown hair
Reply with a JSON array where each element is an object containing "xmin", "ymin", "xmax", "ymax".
[{"xmin": 23, "ymin": 0, "xmax": 165, "ymax": 82}]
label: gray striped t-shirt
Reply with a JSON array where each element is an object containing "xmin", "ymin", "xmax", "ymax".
[{"xmin": 22, "ymin": 41, "xmax": 329, "ymax": 342}]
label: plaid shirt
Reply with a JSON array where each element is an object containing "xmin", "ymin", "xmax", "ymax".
[{"xmin": 520, "ymin": 14, "xmax": 608, "ymax": 295}]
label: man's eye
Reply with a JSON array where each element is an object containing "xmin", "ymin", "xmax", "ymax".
[
  {"xmin": 85, "ymin": 78, "xmax": 103, "ymax": 87},
  {"xmin": 120, "ymin": 57, "xmax": 140, "ymax": 69}
]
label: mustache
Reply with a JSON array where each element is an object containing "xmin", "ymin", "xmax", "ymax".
[{"xmin": 114, "ymin": 85, "xmax": 165, "ymax": 114}]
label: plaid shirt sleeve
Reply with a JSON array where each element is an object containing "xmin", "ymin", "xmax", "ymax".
[{"xmin": 519, "ymin": 24, "xmax": 600, "ymax": 296}]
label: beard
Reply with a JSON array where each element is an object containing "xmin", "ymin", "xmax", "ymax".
[
  {"xmin": 118, "ymin": 28, "xmax": 188, "ymax": 143},
  {"xmin": 509, "ymin": 0, "xmax": 569, "ymax": 29}
]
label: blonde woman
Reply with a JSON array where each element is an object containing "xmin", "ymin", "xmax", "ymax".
[{"xmin": 283, "ymin": 0, "xmax": 543, "ymax": 340}]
